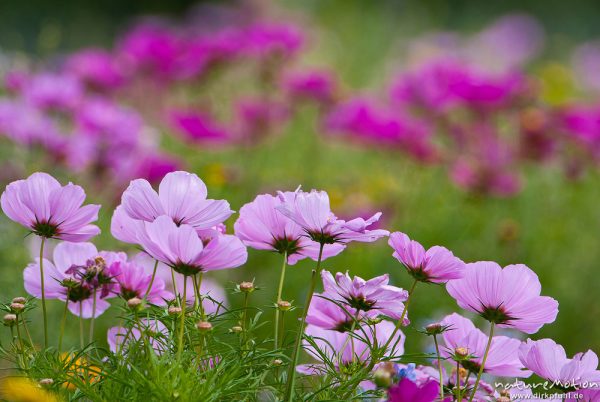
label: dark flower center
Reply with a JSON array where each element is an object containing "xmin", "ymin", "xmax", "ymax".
[
  {"xmin": 406, "ymin": 266, "xmax": 431, "ymax": 283},
  {"xmin": 65, "ymin": 284, "xmax": 92, "ymax": 303},
  {"xmin": 480, "ymin": 305, "xmax": 514, "ymax": 325},
  {"xmin": 272, "ymin": 237, "xmax": 300, "ymax": 255},
  {"xmin": 308, "ymin": 230, "xmax": 338, "ymax": 244},
  {"xmin": 461, "ymin": 360, "xmax": 481, "ymax": 373},
  {"xmin": 172, "ymin": 262, "xmax": 201, "ymax": 276},
  {"xmin": 32, "ymin": 220, "xmax": 59, "ymax": 238},
  {"xmin": 121, "ymin": 288, "xmax": 140, "ymax": 300},
  {"xmin": 346, "ymin": 296, "xmax": 376, "ymax": 312},
  {"xmin": 333, "ymin": 320, "xmax": 355, "ymax": 332}
]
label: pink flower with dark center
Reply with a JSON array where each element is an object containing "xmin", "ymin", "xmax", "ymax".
[
  {"xmin": 519, "ymin": 339, "xmax": 600, "ymax": 390},
  {"xmin": 306, "ymin": 294, "xmax": 372, "ymax": 332},
  {"xmin": 117, "ymin": 171, "xmax": 233, "ymax": 235},
  {"xmin": 276, "ymin": 189, "xmax": 389, "ymax": 245},
  {"xmin": 1, "ymin": 172, "xmax": 101, "ymax": 241},
  {"xmin": 388, "ymin": 232, "xmax": 465, "ymax": 283},
  {"xmin": 234, "ymin": 192, "xmax": 344, "ymax": 264},
  {"xmin": 446, "ymin": 262, "xmax": 558, "ymax": 333},
  {"xmin": 440, "ymin": 313, "xmax": 531, "ymax": 377},
  {"xmin": 321, "ymin": 270, "xmax": 409, "ymax": 323},
  {"xmin": 107, "ymin": 260, "xmax": 173, "ymax": 305},
  {"xmin": 136, "ymin": 215, "xmax": 247, "ymax": 276},
  {"xmin": 23, "ymin": 242, "xmax": 118, "ymax": 318}
]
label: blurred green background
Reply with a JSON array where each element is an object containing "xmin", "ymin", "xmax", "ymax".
[{"xmin": 0, "ymin": 0, "xmax": 599, "ymax": 361}]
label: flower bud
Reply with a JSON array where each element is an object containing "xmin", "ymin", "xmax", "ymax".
[
  {"xmin": 10, "ymin": 302, "xmax": 25, "ymax": 312},
  {"xmin": 3, "ymin": 314, "xmax": 17, "ymax": 326},
  {"xmin": 230, "ymin": 325, "xmax": 243, "ymax": 333},
  {"xmin": 127, "ymin": 297, "xmax": 143, "ymax": 309},
  {"xmin": 39, "ymin": 378, "xmax": 54, "ymax": 386},
  {"xmin": 196, "ymin": 321, "xmax": 212, "ymax": 332},
  {"xmin": 272, "ymin": 359, "xmax": 283, "ymax": 366},
  {"xmin": 168, "ymin": 306, "xmax": 182, "ymax": 315},
  {"xmin": 373, "ymin": 368, "xmax": 393, "ymax": 388},
  {"xmin": 277, "ymin": 300, "xmax": 292, "ymax": 311},
  {"xmin": 239, "ymin": 281, "xmax": 255, "ymax": 293},
  {"xmin": 498, "ymin": 390, "xmax": 510, "ymax": 397},
  {"xmin": 454, "ymin": 347, "xmax": 469, "ymax": 358},
  {"xmin": 425, "ymin": 323, "xmax": 442, "ymax": 335},
  {"xmin": 12, "ymin": 297, "xmax": 27, "ymax": 304}
]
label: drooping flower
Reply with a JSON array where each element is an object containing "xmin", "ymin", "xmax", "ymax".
[
  {"xmin": 276, "ymin": 189, "xmax": 389, "ymax": 245},
  {"xmin": 234, "ymin": 192, "xmax": 344, "ymax": 264},
  {"xmin": 446, "ymin": 262, "xmax": 558, "ymax": 333},
  {"xmin": 108, "ymin": 319, "xmax": 168, "ymax": 355},
  {"xmin": 1, "ymin": 172, "xmax": 101, "ymax": 241},
  {"xmin": 519, "ymin": 338, "xmax": 600, "ymax": 391},
  {"xmin": 440, "ymin": 313, "xmax": 531, "ymax": 377},
  {"xmin": 23, "ymin": 242, "xmax": 118, "ymax": 318},
  {"xmin": 387, "ymin": 377, "xmax": 439, "ymax": 402},
  {"xmin": 136, "ymin": 215, "xmax": 247, "ymax": 276},
  {"xmin": 118, "ymin": 171, "xmax": 233, "ymax": 235},
  {"xmin": 321, "ymin": 270, "xmax": 409, "ymax": 323},
  {"xmin": 388, "ymin": 232, "xmax": 465, "ymax": 283}
]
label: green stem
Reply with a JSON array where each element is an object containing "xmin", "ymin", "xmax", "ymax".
[
  {"xmin": 15, "ymin": 315, "xmax": 23, "ymax": 352},
  {"xmin": 39, "ymin": 237, "xmax": 48, "ymax": 349},
  {"xmin": 196, "ymin": 273, "xmax": 204, "ymax": 319},
  {"xmin": 468, "ymin": 323, "xmax": 495, "ymax": 402},
  {"xmin": 274, "ymin": 251, "xmax": 288, "ymax": 350},
  {"xmin": 144, "ymin": 260, "xmax": 159, "ymax": 301},
  {"xmin": 284, "ymin": 243, "xmax": 324, "ymax": 401},
  {"xmin": 171, "ymin": 268, "xmax": 180, "ymax": 307},
  {"xmin": 79, "ymin": 301, "xmax": 84, "ymax": 349},
  {"xmin": 89, "ymin": 289, "xmax": 97, "ymax": 344},
  {"xmin": 382, "ymin": 279, "xmax": 418, "ymax": 353},
  {"xmin": 456, "ymin": 359, "xmax": 461, "ymax": 401},
  {"xmin": 58, "ymin": 299, "xmax": 69, "ymax": 352},
  {"xmin": 177, "ymin": 277, "xmax": 188, "ymax": 361},
  {"xmin": 433, "ymin": 334, "xmax": 444, "ymax": 400}
]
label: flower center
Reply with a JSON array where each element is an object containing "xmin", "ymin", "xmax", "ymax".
[
  {"xmin": 480, "ymin": 305, "xmax": 514, "ymax": 324},
  {"xmin": 32, "ymin": 220, "xmax": 59, "ymax": 238},
  {"xmin": 172, "ymin": 262, "xmax": 201, "ymax": 276},
  {"xmin": 272, "ymin": 237, "xmax": 300, "ymax": 255}
]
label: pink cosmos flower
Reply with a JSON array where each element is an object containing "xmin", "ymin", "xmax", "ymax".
[
  {"xmin": 168, "ymin": 109, "xmax": 232, "ymax": 144},
  {"xmin": 283, "ymin": 69, "xmax": 337, "ymax": 105},
  {"xmin": 306, "ymin": 294, "xmax": 371, "ymax": 332},
  {"xmin": 136, "ymin": 215, "xmax": 247, "ymax": 276},
  {"xmin": 118, "ymin": 171, "xmax": 233, "ymax": 235},
  {"xmin": 321, "ymin": 270, "xmax": 409, "ymax": 323},
  {"xmin": 108, "ymin": 319, "xmax": 168, "ymax": 355},
  {"xmin": 234, "ymin": 192, "xmax": 344, "ymax": 264},
  {"xmin": 22, "ymin": 72, "xmax": 83, "ymax": 111},
  {"xmin": 298, "ymin": 321, "xmax": 404, "ymax": 375},
  {"xmin": 388, "ymin": 232, "xmax": 465, "ymax": 283},
  {"xmin": 1, "ymin": 172, "xmax": 101, "ymax": 241},
  {"xmin": 108, "ymin": 260, "xmax": 173, "ymax": 305},
  {"xmin": 242, "ymin": 23, "xmax": 303, "ymax": 59},
  {"xmin": 446, "ymin": 262, "xmax": 559, "ymax": 333},
  {"xmin": 275, "ymin": 189, "xmax": 389, "ymax": 245},
  {"xmin": 440, "ymin": 313, "xmax": 531, "ymax": 377},
  {"xmin": 519, "ymin": 339, "xmax": 600, "ymax": 390},
  {"xmin": 23, "ymin": 242, "xmax": 118, "ymax": 318},
  {"xmin": 387, "ymin": 378, "xmax": 439, "ymax": 402},
  {"xmin": 66, "ymin": 48, "xmax": 124, "ymax": 90}
]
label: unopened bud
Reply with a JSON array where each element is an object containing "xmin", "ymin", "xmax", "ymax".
[
  {"xmin": 39, "ymin": 378, "xmax": 54, "ymax": 386},
  {"xmin": 12, "ymin": 297, "xmax": 27, "ymax": 304},
  {"xmin": 3, "ymin": 314, "xmax": 17, "ymax": 325},
  {"xmin": 454, "ymin": 347, "xmax": 469, "ymax": 358},
  {"xmin": 425, "ymin": 323, "xmax": 442, "ymax": 335},
  {"xmin": 230, "ymin": 325, "xmax": 243, "ymax": 333},
  {"xmin": 497, "ymin": 397, "xmax": 510, "ymax": 402},
  {"xmin": 498, "ymin": 390, "xmax": 510, "ymax": 397},
  {"xmin": 277, "ymin": 300, "xmax": 292, "ymax": 311},
  {"xmin": 239, "ymin": 281, "xmax": 255, "ymax": 293},
  {"xmin": 196, "ymin": 321, "xmax": 212, "ymax": 332},
  {"xmin": 168, "ymin": 306, "xmax": 182, "ymax": 315},
  {"xmin": 127, "ymin": 297, "xmax": 143, "ymax": 309},
  {"xmin": 272, "ymin": 359, "xmax": 283, "ymax": 366},
  {"xmin": 373, "ymin": 368, "xmax": 392, "ymax": 388},
  {"xmin": 10, "ymin": 302, "xmax": 25, "ymax": 312}
]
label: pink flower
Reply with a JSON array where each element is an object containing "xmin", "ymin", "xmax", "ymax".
[
  {"xmin": 242, "ymin": 23, "xmax": 303, "ymax": 59},
  {"xmin": 108, "ymin": 319, "xmax": 168, "ymax": 355},
  {"xmin": 519, "ymin": 339, "xmax": 600, "ymax": 389},
  {"xmin": 440, "ymin": 313, "xmax": 531, "ymax": 377},
  {"xmin": 388, "ymin": 232, "xmax": 465, "ymax": 283},
  {"xmin": 387, "ymin": 378, "xmax": 439, "ymax": 402},
  {"xmin": 168, "ymin": 109, "xmax": 232, "ymax": 144},
  {"xmin": 1, "ymin": 172, "xmax": 101, "ymax": 241},
  {"xmin": 136, "ymin": 215, "xmax": 247, "ymax": 276},
  {"xmin": 108, "ymin": 260, "xmax": 173, "ymax": 305},
  {"xmin": 446, "ymin": 262, "xmax": 558, "ymax": 333},
  {"xmin": 306, "ymin": 294, "xmax": 371, "ymax": 332},
  {"xmin": 234, "ymin": 192, "xmax": 344, "ymax": 264},
  {"xmin": 22, "ymin": 72, "xmax": 83, "ymax": 111},
  {"xmin": 117, "ymin": 171, "xmax": 233, "ymax": 235},
  {"xmin": 276, "ymin": 189, "xmax": 389, "ymax": 245},
  {"xmin": 66, "ymin": 48, "xmax": 124, "ymax": 90},
  {"xmin": 23, "ymin": 242, "xmax": 117, "ymax": 318},
  {"xmin": 283, "ymin": 69, "xmax": 337, "ymax": 105},
  {"xmin": 321, "ymin": 270, "xmax": 409, "ymax": 323}
]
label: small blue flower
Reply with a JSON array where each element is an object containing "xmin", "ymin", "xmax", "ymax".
[{"xmin": 396, "ymin": 363, "xmax": 417, "ymax": 382}]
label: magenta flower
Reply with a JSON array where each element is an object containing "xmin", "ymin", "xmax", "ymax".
[
  {"xmin": 66, "ymin": 48, "xmax": 124, "ymax": 90},
  {"xmin": 283, "ymin": 69, "xmax": 337, "ymax": 105},
  {"xmin": 242, "ymin": 23, "xmax": 303, "ymax": 59},
  {"xmin": 118, "ymin": 171, "xmax": 233, "ymax": 235},
  {"xmin": 276, "ymin": 189, "xmax": 389, "ymax": 245},
  {"xmin": 519, "ymin": 339, "xmax": 600, "ymax": 389},
  {"xmin": 22, "ymin": 72, "xmax": 83, "ymax": 111},
  {"xmin": 136, "ymin": 215, "xmax": 247, "ymax": 276},
  {"xmin": 108, "ymin": 260, "xmax": 173, "ymax": 305},
  {"xmin": 321, "ymin": 270, "xmax": 409, "ymax": 323},
  {"xmin": 388, "ymin": 232, "xmax": 465, "ymax": 283},
  {"xmin": 387, "ymin": 378, "xmax": 439, "ymax": 402},
  {"xmin": 234, "ymin": 192, "xmax": 344, "ymax": 264},
  {"xmin": 23, "ymin": 242, "xmax": 117, "ymax": 318},
  {"xmin": 446, "ymin": 262, "xmax": 558, "ymax": 333},
  {"xmin": 168, "ymin": 109, "xmax": 232, "ymax": 144},
  {"xmin": 108, "ymin": 319, "xmax": 168, "ymax": 355},
  {"xmin": 1, "ymin": 172, "xmax": 101, "ymax": 241},
  {"xmin": 440, "ymin": 313, "xmax": 531, "ymax": 377}
]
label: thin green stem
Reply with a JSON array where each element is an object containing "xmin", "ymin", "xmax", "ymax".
[
  {"xmin": 382, "ymin": 279, "xmax": 418, "ymax": 353},
  {"xmin": 144, "ymin": 260, "xmax": 159, "ymax": 301},
  {"xmin": 274, "ymin": 251, "xmax": 287, "ymax": 350},
  {"xmin": 468, "ymin": 323, "xmax": 495, "ymax": 402},
  {"xmin": 58, "ymin": 299, "xmax": 69, "ymax": 352},
  {"xmin": 433, "ymin": 334, "xmax": 444, "ymax": 400},
  {"xmin": 285, "ymin": 243, "xmax": 324, "ymax": 401},
  {"xmin": 177, "ymin": 277, "xmax": 188, "ymax": 361},
  {"xmin": 171, "ymin": 268, "xmax": 180, "ymax": 307},
  {"xmin": 15, "ymin": 315, "xmax": 23, "ymax": 352},
  {"xmin": 456, "ymin": 359, "xmax": 461, "ymax": 401},
  {"xmin": 39, "ymin": 237, "xmax": 48, "ymax": 349},
  {"xmin": 79, "ymin": 301, "xmax": 84, "ymax": 349},
  {"xmin": 196, "ymin": 273, "xmax": 204, "ymax": 319},
  {"xmin": 89, "ymin": 289, "xmax": 97, "ymax": 344}
]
